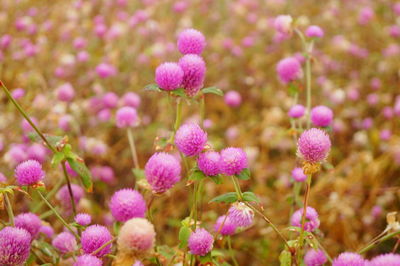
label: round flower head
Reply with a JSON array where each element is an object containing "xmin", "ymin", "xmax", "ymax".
[
  {"xmin": 305, "ymin": 25, "xmax": 324, "ymax": 38},
  {"xmin": 109, "ymin": 189, "xmax": 147, "ymax": 222},
  {"xmin": 292, "ymin": 167, "xmax": 307, "ymax": 182},
  {"xmin": 122, "ymin": 92, "xmax": 141, "ymax": 108},
  {"xmin": 155, "ymin": 62, "xmax": 183, "ymax": 91},
  {"xmin": 332, "ymin": 252, "xmax": 365, "ymax": 266},
  {"xmin": 74, "ymin": 254, "xmax": 103, "ymax": 266},
  {"xmin": 52, "ymin": 232, "xmax": 76, "ymax": 254},
  {"xmin": 115, "ymin": 106, "xmax": 138, "ymax": 128},
  {"xmin": 274, "ymin": 15, "xmax": 293, "ymax": 34},
  {"xmin": 39, "ymin": 225, "xmax": 54, "ymax": 238},
  {"xmin": 175, "ymin": 123, "xmax": 207, "ymax": 156},
  {"xmin": 228, "ymin": 202, "xmax": 254, "ymax": 227},
  {"xmin": 102, "ymin": 92, "xmax": 119, "ymax": 109},
  {"xmin": 145, "ymin": 152, "xmax": 181, "ymax": 193},
  {"xmin": 197, "ymin": 151, "xmax": 220, "ymax": 176},
  {"xmin": 117, "ymin": 218, "xmax": 156, "ymax": 252},
  {"xmin": 311, "ymin": 106, "xmax": 333, "ymax": 127},
  {"xmin": 214, "ymin": 215, "xmax": 237, "ymax": 236},
  {"xmin": 188, "ymin": 228, "xmax": 214, "ymax": 256},
  {"xmin": 297, "ymin": 128, "xmax": 331, "ymax": 163},
  {"xmin": 15, "ymin": 159, "xmax": 45, "ymax": 186},
  {"xmin": 15, "ymin": 212, "xmax": 42, "ymax": 238},
  {"xmin": 81, "ymin": 225, "xmax": 113, "ymax": 257},
  {"xmin": 276, "ymin": 57, "xmax": 302, "ymax": 84},
  {"xmin": 12, "ymin": 88, "xmax": 25, "ymax": 99},
  {"xmin": 177, "ymin": 28, "xmax": 206, "ymax": 55},
  {"xmin": 96, "ymin": 63, "xmax": 117, "ymax": 78},
  {"xmin": 57, "ymin": 184, "xmax": 84, "ymax": 210},
  {"xmin": 369, "ymin": 253, "xmax": 400, "ymax": 266},
  {"xmin": 304, "ymin": 249, "xmax": 327, "ymax": 266},
  {"xmin": 75, "ymin": 213, "xmax": 92, "ymax": 226},
  {"xmin": 56, "ymin": 83, "xmax": 75, "ymax": 102},
  {"xmin": 224, "ymin": 91, "xmax": 242, "ymax": 108},
  {"xmin": 179, "ymin": 54, "xmax": 206, "ymax": 96},
  {"xmin": 220, "ymin": 147, "xmax": 248, "ymax": 176},
  {"xmin": 288, "ymin": 104, "xmax": 305, "ymax": 118},
  {"xmin": 291, "ymin": 207, "xmax": 320, "ymax": 232},
  {"xmin": 0, "ymin": 227, "xmax": 31, "ymax": 266}
]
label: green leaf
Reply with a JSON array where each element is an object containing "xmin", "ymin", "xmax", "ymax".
[
  {"xmin": 132, "ymin": 168, "xmax": 145, "ymax": 180},
  {"xmin": 66, "ymin": 158, "xmax": 93, "ymax": 192},
  {"xmin": 178, "ymin": 225, "xmax": 191, "ymax": 249},
  {"xmin": 188, "ymin": 169, "xmax": 205, "ymax": 181},
  {"xmin": 242, "ymin": 191, "xmax": 259, "ymax": 203},
  {"xmin": 202, "ymin": 86, "xmax": 223, "ymax": 96},
  {"xmin": 279, "ymin": 250, "xmax": 292, "ymax": 266},
  {"xmin": 51, "ymin": 152, "xmax": 65, "ymax": 167},
  {"xmin": 28, "ymin": 132, "xmax": 63, "ymax": 147},
  {"xmin": 209, "ymin": 192, "xmax": 238, "ymax": 204},
  {"xmin": 144, "ymin": 83, "xmax": 162, "ymax": 92},
  {"xmin": 209, "ymin": 175, "xmax": 223, "ymax": 184},
  {"xmin": 305, "ymin": 232, "xmax": 319, "ymax": 250},
  {"xmin": 171, "ymin": 88, "xmax": 186, "ymax": 97},
  {"xmin": 199, "ymin": 252, "xmax": 212, "ymax": 263},
  {"xmin": 288, "ymin": 83, "xmax": 298, "ymax": 96},
  {"xmin": 235, "ymin": 168, "xmax": 251, "ymax": 180}
]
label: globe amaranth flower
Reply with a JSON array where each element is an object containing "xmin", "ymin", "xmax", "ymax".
[
  {"xmin": 175, "ymin": 123, "xmax": 207, "ymax": 156},
  {"xmin": 332, "ymin": 252, "xmax": 365, "ymax": 266},
  {"xmin": 304, "ymin": 249, "xmax": 327, "ymax": 266},
  {"xmin": 224, "ymin": 91, "xmax": 242, "ymax": 108},
  {"xmin": 75, "ymin": 213, "xmax": 92, "ymax": 226},
  {"xmin": 155, "ymin": 62, "xmax": 183, "ymax": 91},
  {"xmin": 117, "ymin": 218, "xmax": 156, "ymax": 252},
  {"xmin": 15, "ymin": 159, "xmax": 45, "ymax": 186},
  {"xmin": 115, "ymin": 106, "xmax": 138, "ymax": 128},
  {"xmin": 274, "ymin": 15, "xmax": 293, "ymax": 34},
  {"xmin": 122, "ymin": 92, "xmax": 141, "ymax": 108},
  {"xmin": 220, "ymin": 147, "xmax": 248, "ymax": 176},
  {"xmin": 228, "ymin": 202, "xmax": 254, "ymax": 227},
  {"xmin": 188, "ymin": 228, "xmax": 214, "ymax": 256},
  {"xmin": 292, "ymin": 167, "xmax": 307, "ymax": 182},
  {"xmin": 109, "ymin": 188, "xmax": 147, "ymax": 222},
  {"xmin": 214, "ymin": 215, "xmax": 237, "ymax": 236},
  {"xmin": 197, "ymin": 151, "xmax": 220, "ymax": 176},
  {"xmin": 276, "ymin": 57, "xmax": 302, "ymax": 84},
  {"xmin": 56, "ymin": 83, "xmax": 75, "ymax": 102},
  {"xmin": 179, "ymin": 54, "xmax": 206, "ymax": 96},
  {"xmin": 311, "ymin": 106, "xmax": 333, "ymax": 127},
  {"xmin": 52, "ymin": 232, "xmax": 76, "ymax": 254},
  {"xmin": 74, "ymin": 254, "xmax": 103, "ymax": 266},
  {"xmin": 145, "ymin": 152, "xmax": 181, "ymax": 193},
  {"xmin": 81, "ymin": 225, "xmax": 113, "ymax": 257},
  {"xmin": 177, "ymin": 28, "xmax": 206, "ymax": 55},
  {"xmin": 288, "ymin": 104, "xmax": 305, "ymax": 119},
  {"xmin": 0, "ymin": 227, "xmax": 31, "ymax": 266},
  {"xmin": 96, "ymin": 63, "xmax": 117, "ymax": 78},
  {"xmin": 39, "ymin": 225, "xmax": 54, "ymax": 238},
  {"xmin": 57, "ymin": 184, "xmax": 84, "ymax": 210},
  {"xmin": 369, "ymin": 253, "xmax": 400, "ymax": 266},
  {"xmin": 305, "ymin": 25, "xmax": 324, "ymax": 38},
  {"xmin": 291, "ymin": 207, "xmax": 320, "ymax": 232},
  {"xmin": 15, "ymin": 212, "xmax": 42, "ymax": 238},
  {"xmin": 297, "ymin": 128, "xmax": 331, "ymax": 163}
]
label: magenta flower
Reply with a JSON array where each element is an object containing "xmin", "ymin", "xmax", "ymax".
[
  {"xmin": 369, "ymin": 253, "xmax": 400, "ymax": 266},
  {"xmin": 115, "ymin": 106, "xmax": 138, "ymax": 128},
  {"xmin": 311, "ymin": 106, "xmax": 333, "ymax": 127},
  {"xmin": 304, "ymin": 249, "xmax": 327, "ymax": 266},
  {"xmin": 291, "ymin": 207, "xmax": 320, "ymax": 232},
  {"xmin": 96, "ymin": 63, "xmax": 117, "ymax": 78},
  {"xmin": 214, "ymin": 215, "xmax": 237, "ymax": 236},
  {"xmin": 145, "ymin": 152, "xmax": 181, "ymax": 193},
  {"xmin": 291, "ymin": 167, "xmax": 307, "ymax": 182},
  {"xmin": 177, "ymin": 28, "xmax": 206, "ymax": 55},
  {"xmin": 288, "ymin": 104, "xmax": 306, "ymax": 118},
  {"xmin": 56, "ymin": 83, "xmax": 75, "ymax": 102},
  {"xmin": 39, "ymin": 225, "xmax": 54, "ymax": 238},
  {"xmin": 109, "ymin": 189, "xmax": 147, "ymax": 222},
  {"xmin": 179, "ymin": 54, "xmax": 206, "ymax": 96},
  {"xmin": 305, "ymin": 25, "xmax": 324, "ymax": 38},
  {"xmin": 188, "ymin": 228, "xmax": 214, "ymax": 256},
  {"xmin": 75, "ymin": 213, "xmax": 92, "ymax": 226},
  {"xmin": 224, "ymin": 91, "xmax": 242, "ymax": 108},
  {"xmin": 74, "ymin": 254, "xmax": 103, "ymax": 266},
  {"xmin": 332, "ymin": 252, "xmax": 365, "ymax": 266},
  {"xmin": 15, "ymin": 212, "xmax": 42, "ymax": 238},
  {"xmin": 228, "ymin": 202, "xmax": 254, "ymax": 227},
  {"xmin": 155, "ymin": 62, "xmax": 183, "ymax": 91},
  {"xmin": 175, "ymin": 123, "xmax": 207, "ymax": 156},
  {"xmin": 220, "ymin": 147, "xmax": 248, "ymax": 176},
  {"xmin": 117, "ymin": 218, "xmax": 156, "ymax": 252},
  {"xmin": 122, "ymin": 92, "xmax": 141, "ymax": 108},
  {"xmin": 297, "ymin": 128, "xmax": 331, "ymax": 163},
  {"xmin": 81, "ymin": 225, "xmax": 113, "ymax": 257},
  {"xmin": 56, "ymin": 184, "xmax": 84, "ymax": 210},
  {"xmin": 276, "ymin": 57, "xmax": 302, "ymax": 84},
  {"xmin": 274, "ymin": 15, "xmax": 293, "ymax": 34},
  {"xmin": 15, "ymin": 159, "xmax": 45, "ymax": 186},
  {"xmin": 0, "ymin": 227, "xmax": 31, "ymax": 266},
  {"xmin": 197, "ymin": 151, "xmax": 221, "ymax": 176},
  {"xmin": 52, "ymin": 232, "xmax": 76, "ymax": 254}
]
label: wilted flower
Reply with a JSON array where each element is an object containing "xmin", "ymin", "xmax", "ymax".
[{"xmin": 228, "ymin": 202, "xmax": 254, "ymax": 227}]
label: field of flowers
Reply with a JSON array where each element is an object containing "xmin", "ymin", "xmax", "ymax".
[{"xmin": 1, "ymin": 0, "xmax": 400, "ymax": 265}]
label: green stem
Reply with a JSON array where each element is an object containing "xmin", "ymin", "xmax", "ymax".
[
  {"xmin": 91, "ymin": 237, "xmax": 116, "ymax": 256},
  {"xmin": 200, "ymin": 94, "xmax": 205, "ymax": 127},
  {"xmin": 62, "ymin": 162, "xmax": 77, "ymax": 217},
  {"xmin": 231, "ymin": 176, "xmax": 243, "ymax": 200},
  {"xmin": 37, "ymin": 190, "xmax": 80, "ymax": 240},
  {"xmin": 227, "ymin": 236, "xmax": 239, "ymax": 266},
  {"xmin": 0, "ymin": 81, "xmax": 56, "ymax": 153},
  {"xmin": 33, "ymin": 177, "xmax": 64, "ymax": 213},
  {"xmin": 169, "ymin": 98, "xmax": 183, "ymax": 143},
  {"xmin": 298, "ymin": 174, "xmax": 312, "ymax": 261},
  {"xmin": 127, "ymin": 128, "xmax": 140, "ymax": 169},
  {"xmin": 4, "ymin": 193, "xmax": 14, "ymax": 226},
  {"xmin": 359, "ymin": 230, "xmax": 400, "ymax": 254},
  {"xmin": 305, "ymin": 41, "xmax": 314, "ymax": 129}
]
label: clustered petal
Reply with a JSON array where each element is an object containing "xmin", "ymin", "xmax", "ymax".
[
  {"xmin": 291, "ymin": 206, "xmax": 320, "ymax": 232},
  {"xmin": 109, "ymin": 188, "xmax": 147, "ymax": 222},
  {"xmin": 52, "ymin": 232, "xmax": 76, "ymax": 254},
  {"xmin": 220, "ymin": 147, "xmax": 248, "ymax": 176},
  {"xmin": 197, "ymin": 151, "xmax": 221, "ymax": 176},
  {"xmin": 15, "ymin": 159, "xmax": 45, "ymax": 186},
  {"xmin": 188, "ymin": 228, "xmax": 214, "ymax": 256},
  {"xmin": 332, "ymin": 252, "xmax": 365, "ymax": 266},
  {"xmin": 15, "ymin": 212, "xmax": 42, "ymax": 238},
  {"xmin": 81, "ymin": 225, "xmax": 113, "ymax": 257},
  {"xmin": 0, "ymin": 227, "xmax": 31, "ymax": 266},
  {"xmin": 177, "ymin": 28, "xmax": 206, "ymax": 55},
  {"xmin": 228, "ymin": 202, "xmax": 254, "ymax": 227},
  {"xmin": 175, "ymin": 123, "xmax": 207, "ymax": 157},
  {"xmin": 297, "ymin": 128, "xmax": 331, "ymax": 163},
  {"xmin": 117, "ymin": 218, "xmax": 156, "ymax": 252},
  {"xmin": 155, "ymin": 62, "xmax": 183, "ymax": 91}
]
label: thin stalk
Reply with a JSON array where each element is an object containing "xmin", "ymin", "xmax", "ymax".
[
  {"xmin": 314, "ymin": 234, "xmax": 333, "ymax": 263},
  {"xmin": 214, "ymin": 210, "xmax": 230, "ymax": 239},
  {"xmin": 359, "ymin": 230, "xmax": 400, "ymax": 254},
  {"xmin": 227, "ymin": 236, "xmax": 239, "ymax": 266},
  {"xmin": 91, "ymin": 237, "xmax": 116, "ymax": 256},
  {"xmin": 298, "ymin": 174, "xmax": 312, "ymax": 261},
  {"xmin": 4, "ymin": 193, "xmax": 14, "ymax": 226},
  {"xmin": 0, "ymin": 81, "xmax": 56, "ymax": 153},
  {"xmin": 200, "ymin": 94, "xmax": 205, "ymax": 127},
  {"xmin": 127, "ymin": 128, "xmax": 140, "ymax": 169},
  {"xmin": 305, "ymin": 41, "xmax": 314, "ymax": 129},
  {"xmin": 62, "ymin": 162, "xmax": 77, "ymax": 217},
  {"xmin": 231, "ymin": 176, "xmax": 243, "ymax": 200},
  {"xmin": 169, "ymin": 98, "xmax": 183, "ymax": 143},
  {"xmin": 33, "ymin": 177, "xmax": 64, "ymax": 212},
  {"xmin": 37, "ymin": 190, "xmax": 80, "ymax": 240}
]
